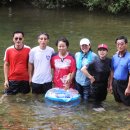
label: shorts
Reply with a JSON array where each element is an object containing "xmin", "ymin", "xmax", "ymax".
[
  {"xmin": 112, "ymin": 79, "xmax": 130, "ymax": 106},
  {"xmin": 4, "ymin": 80, "xmax": 30, "ymax": 95},
  {"xmin": 31, "ymin": 82, "xmax": 52, "ymax": 94}
]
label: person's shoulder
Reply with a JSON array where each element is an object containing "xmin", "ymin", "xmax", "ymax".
[
  {"xmin": 90, "ymin": 51, "xmax": 98, "ymax": 60},
  {"xmin": 126, "ymin": 51, "xmax": 130, "ymax": 55},
  {"xmin": 68, "ymin": 52, "xmax": 74, "ymax": 57},
  {"xmin": 75, "ymin": 51, "xmax": 80, "ymax": 54},
  {"xmin": 7, "ymin": 45, "xmax": 14, "ymax": 49},
  {"xmin": 24, "ymin": 45, "xmax": 31, "ymax": 51},
  {"xmin": 125, "ymin": 51, "xmax": 130, "ymax": 60},
  {"xmin": 112, "ymin": 52, "xmax": 118, "ymax": 58},
  {"xmin": 114, "ymin": 51, "xmax": 119, "ymax": 55},
  {"xmin": 91, "ymin": 51, "xmax": 98, "ymax": 57},
  {"xmin": 31, "ymin": 46, "xmax": 39, "ymax": 51},
  {"xmin": 29, "ymin": 46, "xmax": 39, "ymax": 55},
  {"xmin": 75, "ymin": 51, "xmax": 80, "ymax": 56},
  {"xmin": 46, "ymin": 46, "xmax": 55, "ymax": 54},
  {"xmin": 105, "ymin": 57, "xmax": 112, "ymax": 63},
  {"xmin": 6, "ymin": 45, "xmax": 14, "ymax": 51},
  {"xmin": 51, "ymin": 52, "xmax": 58, "ymax": 57},
  {"xmin": 68, "ymin": 52, "xmax": 75, "ymax": 59},
  {"xmin": 105, "ymin": 57, "xmax": 111, "ymax": 60},
  {"xmin": 93, "ymin": 56, "xmax": 100, "ymax": 63},
  {"xmin": 24, "ymin": 45, "xmax": 30, "ymax": 49},
  {"xmin": 46, "ymin": 46, "xmax": 54, "ymax": 50}
]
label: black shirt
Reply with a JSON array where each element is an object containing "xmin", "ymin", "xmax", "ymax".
[{"xmin": 87, "ymin": 57, "xmax": 111, "ymax": 83}]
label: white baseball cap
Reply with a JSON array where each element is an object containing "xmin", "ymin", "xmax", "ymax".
[{"xmin": 80, "ymin": 38, "xmax": 91, "ymax": 46}]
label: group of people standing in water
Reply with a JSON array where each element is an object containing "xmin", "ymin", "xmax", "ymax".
[{"xmin": 3, "ymin": 31, "xmax": 130, "ymax": 112}]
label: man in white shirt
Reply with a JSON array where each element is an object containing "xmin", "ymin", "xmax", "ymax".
[{"xmin": 29, "ymin": 32, "xmax": 54, "ymax": 94}]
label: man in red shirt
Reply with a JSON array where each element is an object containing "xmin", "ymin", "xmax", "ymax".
[{"xmin": 4, "ymin": 31, "xmax": 31, "ymax": 95}]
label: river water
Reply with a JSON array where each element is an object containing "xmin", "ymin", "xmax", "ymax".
[{"xmin": 0, "ymin": 5, "xmax": 130, "ymax": 130}]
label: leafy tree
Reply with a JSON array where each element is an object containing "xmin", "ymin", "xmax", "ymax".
[{"xmin": 1, "ymin": 0, "xmax": 130, "ymax": 14}]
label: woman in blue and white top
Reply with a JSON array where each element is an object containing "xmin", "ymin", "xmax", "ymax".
[{"xmin": 75, "ymin": 38, "xmax": 97, "ymax": 101}]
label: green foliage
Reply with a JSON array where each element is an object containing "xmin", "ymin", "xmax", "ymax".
[
  {"xmin": 1, "ymin": 0, "xmax": 130, "ymax": 14},
  {"xmin": 28, "ymin": 0, "xmax": 130, "ymax": 14},
  {"xmin": 83, "ymin": 0, "xmax": 130, "ymax": 14},
  {"xmin": 107, "ymin": 0, "xmax": 130, "ymax": 14},
  {"xmin": 29, "ymin": 0, "xmax": 82, "ymax": 8},
  {"xmin": 82, "ymin": 0, "xmax": 103, "ymax": 11}
]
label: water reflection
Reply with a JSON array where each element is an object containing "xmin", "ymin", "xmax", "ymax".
[
  {"xmin": 0, "ymin": 6, "xmax": 130, "ymax": 130},
  {"xmin": 0, "ymin": 92, "xmax": 130, "ymax": 129},
  {"xmin": 8, "ymin": 7, "xmax": 13, "ymax": 17}
]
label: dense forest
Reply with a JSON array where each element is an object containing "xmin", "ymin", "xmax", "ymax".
[{"xmin": 1, "ymin": 0, "xmax": 130, "ymax": 14}]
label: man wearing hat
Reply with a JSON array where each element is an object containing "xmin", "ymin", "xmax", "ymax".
[{"xmin": 81, "ymin": 43, "xmax": 111, "ymax": 112}]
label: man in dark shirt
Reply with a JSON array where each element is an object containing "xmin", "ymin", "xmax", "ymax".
[{"xmin": 81, "ymin": 44, "xmax": 111, "ymax": 111}]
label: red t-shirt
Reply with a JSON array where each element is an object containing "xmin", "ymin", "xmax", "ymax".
[
  {"xmin": 4, "ymin": 45, "xmax": 30, "ymax": 81},
  {"xmin": 51, "ymin": 52, "xmax": 76, "ymax": 88}
]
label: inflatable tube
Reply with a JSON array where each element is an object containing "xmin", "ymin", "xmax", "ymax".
[{"xmin": 45, "ymin": 88, "xmax": 80, "ymax": 103}]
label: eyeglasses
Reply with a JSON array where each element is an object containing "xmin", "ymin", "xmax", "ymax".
[
  {"xmin": 38, "ymin": 37, "xmax": 48, "ymax": 40},
  {"xmin": 14, "ymin": 37, "xmax": 23, "ymax": 41}
]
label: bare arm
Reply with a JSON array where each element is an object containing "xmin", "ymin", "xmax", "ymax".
[
  {"xmin": 70, "ymin": 71, "xmax": 75, "ymax": 83},
  {"xmin": 81, "ymin": 66, "xmax": 95, "ymax": 83},
  {"xmin": 108, "ymin": 70, "xmax": 113, "ymax": 93},
  {"xmin": 4, "ymin": 61, "xmax": 9, "ymax": 89},
  {"xmin": 64, "ymin": 72, "xmax": 75, "ymax": 90},
  {"xmin": 28, "ymin": 63, "xmax": 34, "ymax": 85}
]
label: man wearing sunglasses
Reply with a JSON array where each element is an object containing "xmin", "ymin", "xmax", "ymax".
[{"xmin": 3, "ymin": 31, "xmax": 31, "ymax": 95}]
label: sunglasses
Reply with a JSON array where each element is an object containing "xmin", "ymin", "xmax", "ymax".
[{"xmin": 14, "ymin": 37, "xmax": 23, "ymax": 41}]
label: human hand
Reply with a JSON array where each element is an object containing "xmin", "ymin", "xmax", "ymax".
[
  {"xmin": 4, "ymin": 81, "xmax": 9, "ymax": 89},
  {"xmin": 125, "ymin": 87, "xmax": 130, "ymax": 96},
  {"xmin": 29, "ymin": 78, "xmax": 32, "ymax": 86},
  {"xmin": 107, "ymin": 85, "xmax": 113, "ymax": 94},
  {"xmin": 64, "ymin": 84, "xmax": 70, "ymax": 90},
  {"xmin": 65, "ymin": 73, "xmax": 71, "ymax": 84},
  {"xmin": 89, "ymin": 76, "xmax": 95, "ymax": 83}
]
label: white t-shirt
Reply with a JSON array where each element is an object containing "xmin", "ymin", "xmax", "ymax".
[{"xmin": 29, "ymin": 46, "xmax": 54, "ymax": 84}]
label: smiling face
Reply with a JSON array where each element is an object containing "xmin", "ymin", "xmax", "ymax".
[
  {"xmin": 98, "ymin": 48, "xmax": 108, "ymax": 59},
  {"xmin": 38, "ymin": 34, "xmax": 49, "ymax": 49},
  {"xmin": 13, "ymin": 33, "xmax": 24, "ymax": 49},
  {"xmin": 80, "ymin": 44, "xmax": 91, "ymax": 53},
  {"xmin": 57, "ymin": 41, "xmax": 68, "ymax": 56}
]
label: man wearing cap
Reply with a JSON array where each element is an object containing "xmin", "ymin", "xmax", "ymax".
[
  {"xmin": 110, "ymin": 36, "xmax": 130, "ymax": 106},
  {"xmin": 75, "ymin": 38, "xmax": 97, "ymax": 102},
  {"xmin": 81, "ymin": 43, "xmax": 111, "ymax": 111}
]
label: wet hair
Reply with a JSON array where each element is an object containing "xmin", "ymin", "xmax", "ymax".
[
  {"xmin": 115, "ymin": 36, "xmax": 128, "ymax": 44},
  {"xmin": 55, "ymin": 36, "xmax": 69, "ymax": 47},
  {"xmin": 12, "ymin": 31, "xmax": 24, "ymax": 37},
  {"xmin": 37, "ymin": 32, "xmax": 49, "ymax": 39}
]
